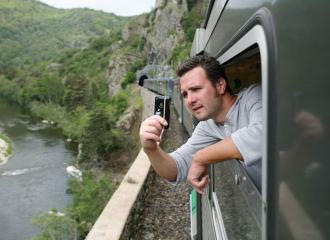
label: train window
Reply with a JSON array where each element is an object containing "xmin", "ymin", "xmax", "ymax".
[
  {"xmin": 213, "ymin": 162, "xmax": 261, "ymax": 239},
  {"xmin": 224, "ymin": 52, "xmax": 261, "ymax": 95},
  {"xmin": 210, "ymin": 50, "xmax": 263, "ymax": 239},
  {"xmin": 207, "ymin": 23, "xmax": 270, "ymax": 239}
]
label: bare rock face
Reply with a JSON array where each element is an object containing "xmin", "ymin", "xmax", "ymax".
[
  {"xmin": 122, "ymin": 26, "xmax": 129, "ymax": 41},
  {"xmin": 46, "ymin": 63, "xmax": 61, "ymax": 71},
  {"xmin": 134, "ymin": 1, "xmax": 187, "ymax": 64},
  {"xmin": 108, "ymin": 40, "xmax": 123, "ymax": 55},
  {"xmin": 106, "ymin": 52, "xmax": 143, "ymax": 98},
  {"xmin": 116, "ymin": 105, "xmax": 138, "ymax": 134},
  {"xmin": 155, "ymin": 0, "xmax": 165, "ymax": 9},
  {"xmin": 147, "ymin": 1, "xmax": 187, "ymax": 62}
]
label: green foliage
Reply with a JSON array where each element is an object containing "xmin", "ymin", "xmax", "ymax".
[
  {"xmin": 138, "ymin": 38, "xmax": 146, "ymax": 51},
  {"xmin": 110, "ymin": 90, "xmax": 129, "ymax": 121},
  {"xmin": 0, "ymin": 0, "xmax": 132, "ymax": 68},
  {"xmin": 182, "ymin": 2, "xmax": 205, "ymax": 41},
  {"xmin": 130, "ymin": 37, "xmax": 140, "ymax": 48},
  {"xmin": 0, "ymin": 133, "xmax": 13, "ymax": 157},
  {"xmin": 120, "ymin": 72, "xmax": 136, "ymax": 89},
  {"xmin": 29, "ymin": 210, "xmax": 78, "ymax": 240},
  {"xmin": 0, "ymin": 66, "xmax": 18, "ymax": 80},
  {"xmin": 0, "ymin": 75, "xmax": 21, "ymax": 101},
  {"xmin": 168, "ymin": 29, "xmax": 176, "ymax": 37},
  {"xmin": 79, "ymin": 106, "xmax": 119, "ymax": 162},
  {"xmin": 32, "ymin": 72, "xmax": 66, "ymax": 105},
  {"xmin": 127, "ymin": 16, "xmax": 139, "ymax": 30},
  {"xmin": 64, "ymin": 74, "xmax": 88, "ymax": 111},
  {"xmin": 131, "ymin": 59, "xmax": 145, "ymax": 73},
  {"xmin": 187, "ymin": 0, "xmax": 198, "ymax": 11},
  {"xmin": 166, "ymin": 43, "xmax": 192, "ymax": 68},
  {"xmin": 68, "ymin": 173, "xmax": 117, "ymax": 228},
  {"xmin": 186, "ymin": 27, "xmax": 196, "ymax": 42},
  {"xmin": 89, "ymin": 35, "xmax": 111, "ymax": 52}
]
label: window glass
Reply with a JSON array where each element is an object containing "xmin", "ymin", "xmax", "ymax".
[{"xmin": 213, "ymin": 162, "xmax": 261, "ymax": 239}]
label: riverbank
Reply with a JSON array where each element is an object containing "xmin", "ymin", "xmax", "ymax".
[{"xmin": 0, "ymin": 132, "xmax": 12, "ymax": 166}]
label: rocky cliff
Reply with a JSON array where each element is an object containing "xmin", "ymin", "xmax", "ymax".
[{"xmin": 106, "ymin": 0, "xmax": 190, "ymax": 98}]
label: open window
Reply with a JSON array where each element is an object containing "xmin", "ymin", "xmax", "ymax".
[{"xmin": 200, "ymin": 17, "xmax": 276, "ymax": 238}]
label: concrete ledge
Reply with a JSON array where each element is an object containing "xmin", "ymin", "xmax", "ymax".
[{"xmin": 86, "ymin": 149, "xmax": 152, "ymax": 240}]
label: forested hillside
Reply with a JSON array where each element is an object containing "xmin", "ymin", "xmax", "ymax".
[{"xmin": 0, "ymin": 0, "xmax": 132, "ymax": 67}]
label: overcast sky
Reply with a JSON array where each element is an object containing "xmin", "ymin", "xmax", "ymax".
[{"xmin": 37, "ymin": 0, "xmax": 156, "ymax": 16}]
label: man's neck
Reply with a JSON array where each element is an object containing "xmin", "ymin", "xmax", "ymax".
[{"xmin": 214, "ymin": 93, "xmax": 237, "ymax": 125}]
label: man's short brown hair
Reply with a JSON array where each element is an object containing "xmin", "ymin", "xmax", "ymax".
[{"xmin": 176, "ymin": 55, "xmax": 233, "ymax": 94}]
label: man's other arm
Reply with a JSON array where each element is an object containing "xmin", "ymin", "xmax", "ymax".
[
  {"xmin": 139, "ymin": 115, "xmax": 178, "ymax": 181},
  {"xmin": 187, "ymin": 136, "xmax": 243, "ymax": 195},
  {"xmin": 188, "ymin": 84, "xmax": 262, "ymax": 195}
]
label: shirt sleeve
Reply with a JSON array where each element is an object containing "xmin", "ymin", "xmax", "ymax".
[
  {"xmin": 231, "ymin": 84, "xmax": 262, "ymax": 166},
  {"xmin": 168, "ymin": 121, "xmax": 219, "ymax": 185}
]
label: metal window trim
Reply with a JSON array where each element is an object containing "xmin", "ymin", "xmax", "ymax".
[
  {"xmin": 212, "ymin": 192, "xmax": 228, "ymax": 240},
  {"xmin": 203, "ymin": 0, "xmax": 229, "ymax": 51}
]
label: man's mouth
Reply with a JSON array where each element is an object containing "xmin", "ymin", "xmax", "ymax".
[{"xmin": 193, "ymin": 106, "xmax": 203, "ymax": 112}]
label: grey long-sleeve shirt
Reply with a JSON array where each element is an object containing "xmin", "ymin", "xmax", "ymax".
[{"xmin": 168, "ymin": 84, "xmax": 262, "ymax": 190}]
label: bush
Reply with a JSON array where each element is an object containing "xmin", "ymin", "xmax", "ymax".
[
  {"xmin": 120, "ymin": 72, "xmax": 136, "ymax": 90},
  {"xmin": 68, "ymin": 173, "xmax": 117, "ymax": 235},
  {"xmin": 111, "ymin": 90, "xmax": 129, "ymax": 120},
  {"xmin": 89, "ymin": 58, "xmax": 98, "ymax": 67},
  {"xmin": 138, "ymin": 39, "xmax": 145, "ymax": 51},
  {"xmin": 186, "ymin": 27, "xmax": 196, "ymax": 42},
  {"xmin": 90, "ymin": 35, "xmax": 111, "ymax": 52},
  {"xmin": 130, "ymin": 37, "xmax": 140, "ymax": 48},
  {"xmin": 120, "ymin": 80, "xmax": 128, "ymax": 90},
  {"xmin": 131, "ymin": 59, "xmax": 144, "ymax": 73}
]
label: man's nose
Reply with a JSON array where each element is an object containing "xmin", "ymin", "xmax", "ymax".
[{"xmin": 186, "ymin": 94, "xmax": 197, "ymax": 105}]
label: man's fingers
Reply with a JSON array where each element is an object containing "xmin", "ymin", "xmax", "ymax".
[
  {"xmin": 195, "ymin": 188, "xmax": 207, "ymax": 195},
  {"xmin": 191, "ymin": 175, "xmax": 210, "ymax": 196},
  {"xmin": 151, "ymin": 115, "xmax": 168, "ymax": 126},
  {"xmin": 144, "ymin": 116, "xmax": 168, "ymax": 129},
  {"xmin": 140, "ymin": 131, "xmax": 161, "ymax": 142},
  {"xmin": 143, "ymin": 125, "xmax": 162, "ymax": 137}
]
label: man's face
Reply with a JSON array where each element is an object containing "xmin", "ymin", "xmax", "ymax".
[{"xmin": 180, "ymin": 67, "xmax": 223, "ymax": 121}]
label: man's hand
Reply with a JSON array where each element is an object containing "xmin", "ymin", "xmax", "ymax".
[
  {"xmin": 139, "ymin": 116, "xmax": 177, "ymax": 182},
  {"xmin": 187, "ymin": 151, "xmax": 210, "ymax": 195},
  {"xmin": 295, "ymin": 111, "xmax": 323, "ymax": 144},
  {"xmin": 139, "ymin": 115, "xmax": 168, "ymax": 151},
  {"xmin": 187, "ymin": 136, "xmax": 243, "ymax": 195}
]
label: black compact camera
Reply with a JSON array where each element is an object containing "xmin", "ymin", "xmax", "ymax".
[{"xmin": 154, "ymin": 96, "xmax": 170, "ymax": 129}]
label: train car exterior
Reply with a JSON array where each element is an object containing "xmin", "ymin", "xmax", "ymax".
[{"xmin": 143, "ymin": 0, "xmax": 330, "ymax": 239}]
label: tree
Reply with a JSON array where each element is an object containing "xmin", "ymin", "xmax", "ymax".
[
  {"xmin": 79, "ymin": 106, "xmax": 122, "ymax": 168},
  {"xmin": 130, "ymin": 59, "xmax": 144, "ymax": 73},
  {"xmin": 38, "ymin": 72, "xmax": 65, "ymax": 105},
  {"xmin": 120, "ymin": 72, "xmax": 136, "ymax": 90},
  {"xmin": 29, "ymin": 209, "xmax": 78, "ymax": 240},
  {"xmin": 64, "ymin": 74, "xmax": 88, "ymax": 111}
]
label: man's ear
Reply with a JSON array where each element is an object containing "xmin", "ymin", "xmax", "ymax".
[{"xmin": 217, "ymin": 78, "xmax": 227, "ymax": 95}]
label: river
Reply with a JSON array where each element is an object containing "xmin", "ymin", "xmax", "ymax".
[{"xmin": 0, "ymin": 96, "xmax": 78, "ymax": 240}]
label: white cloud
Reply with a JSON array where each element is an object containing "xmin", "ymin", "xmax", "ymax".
[{"xmin": 37, "ymin": 0, "xmax": 156, "ymax": 16}]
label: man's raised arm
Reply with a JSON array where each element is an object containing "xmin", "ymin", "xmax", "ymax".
[{"xmin": 139, "ymin": 115, "xmax": 178, "ymax": 181}]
